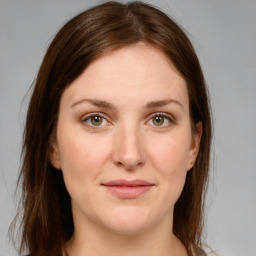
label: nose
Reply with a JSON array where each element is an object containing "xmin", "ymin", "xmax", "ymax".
[{"xmin": 112, "ymin": 125, "xmax": 145, "ymax": 170}]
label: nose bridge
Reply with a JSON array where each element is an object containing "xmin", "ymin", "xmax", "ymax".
[{"xmin": 112, "ymin": 121, "xmax": 145, "ymax": 170}]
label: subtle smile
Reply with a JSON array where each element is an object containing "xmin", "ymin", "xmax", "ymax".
[{"xmin": 101, "ymin": 179, "xmax": 155, "ymax": 199}]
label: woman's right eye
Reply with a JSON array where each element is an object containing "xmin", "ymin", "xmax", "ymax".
[{"xmin": 81, "ymin": 113, "xmax": 110, "ymax": 128}]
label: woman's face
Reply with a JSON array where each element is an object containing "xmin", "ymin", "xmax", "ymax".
[{"xmin": 50, "ymin": 43, "xmax": 201, "ymax": 236}]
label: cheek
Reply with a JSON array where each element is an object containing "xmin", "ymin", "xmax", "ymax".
[
  {"xmin": 147, "ymin": 133, "xmax": 191, "ymax": 198},
  {"xmin": 57, "ymin": 130, "xmax": 112, "ymax": 194},
  {"xmin": 148, "ymin": 133, "xmax": 191, "ymax": 174}
]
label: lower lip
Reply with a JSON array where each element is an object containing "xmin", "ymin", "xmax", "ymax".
[{"xmin": 103, "ymin": 185, "xmax": 153, "ymax": 199}]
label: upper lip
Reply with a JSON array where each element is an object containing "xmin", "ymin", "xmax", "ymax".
[{"xmin": 102, "ymin": 179, "xmax": 154, "ymax": 187}]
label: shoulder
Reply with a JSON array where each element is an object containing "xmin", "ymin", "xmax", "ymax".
[{"xmin": 191, "ymin": 244, "xmax": 207, "ymax": 256}]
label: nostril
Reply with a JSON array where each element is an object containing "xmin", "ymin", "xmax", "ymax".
[
  {"xmin": 116, "ymin": 160, "xmax": 144, "ymax": 171},
  {"xmin": 117, "ymin": 162, "xmax": 123, "ymax": 166},
  {"xmin": 112, "ymin": 135, "xmax": 146, "ymax": 170}
]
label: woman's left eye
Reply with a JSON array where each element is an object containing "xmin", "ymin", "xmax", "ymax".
[{"xmin": 147, "ymin": 113, "xmax": 175, "ymax": 127}]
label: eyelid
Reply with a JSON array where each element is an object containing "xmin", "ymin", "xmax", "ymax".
[{"xmin": 81, "ymin": 112, "xmax": 107, "ymax": 121}]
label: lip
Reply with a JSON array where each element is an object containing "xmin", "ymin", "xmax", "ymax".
[{"xmin": 102, "ymin": 179, "xmax": 154, "ymax": 199}]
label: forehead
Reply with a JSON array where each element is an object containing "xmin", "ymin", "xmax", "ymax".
[{"xmin": 61, "ymin": 43, "xmax": 188, "ymax": 110}]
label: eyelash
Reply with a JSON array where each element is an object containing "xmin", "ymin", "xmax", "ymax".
[{"xmin": 81, "ymin": 112, "xmax": 176, "ymax": 129}]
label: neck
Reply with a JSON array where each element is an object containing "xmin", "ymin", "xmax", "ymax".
[{"xmin": 65, "ymin": 214, "xmax": 187, "ymax": 256}]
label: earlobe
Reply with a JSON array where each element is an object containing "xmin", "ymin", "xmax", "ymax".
[
  {"xmin": 49, "ymin": 138, "xmax": 61, "ymax": 170},
  {"xmin": 187, "ymin": 122, "xmax": 203, "ymax": 171}
]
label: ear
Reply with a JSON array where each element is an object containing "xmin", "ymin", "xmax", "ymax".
[
  {"xmin": 49, "ymin": 134, "xmax": 61, "ymax": 170},
  {"xmin": 187, "ymin": 121, "xmax": 203, "ymax": 171}
]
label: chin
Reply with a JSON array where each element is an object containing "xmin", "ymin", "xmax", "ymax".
[{"xmin": 99, "ymin": 206, "xmax": 156, "ymax": 235}]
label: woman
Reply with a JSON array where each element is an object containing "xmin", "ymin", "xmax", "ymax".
[{"xmin": 11, "ymin": 1, "xmax": 212, "ymax": 256}]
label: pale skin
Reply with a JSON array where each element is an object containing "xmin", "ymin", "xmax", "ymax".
[{"xmin": 50, "ymin": 43, "xmax": 202, "ymax": 256}]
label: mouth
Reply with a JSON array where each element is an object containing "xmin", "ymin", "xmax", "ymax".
[{"xmin": 101, "ymin": 179, "xmax": 155, "ymax": 199}]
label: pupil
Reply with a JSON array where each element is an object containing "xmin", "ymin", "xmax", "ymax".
[
  {"xmin": 154, "ymin": 116, "xmax": 164, "ymax": 125},
  {"xmin": 92, "ymin": 116, "xmax": 102, "ymax": 126}
]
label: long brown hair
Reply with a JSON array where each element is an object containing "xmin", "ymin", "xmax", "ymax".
[{"xmin": 11, "ymin": 1, "xmax": 212, "ymax": 255}]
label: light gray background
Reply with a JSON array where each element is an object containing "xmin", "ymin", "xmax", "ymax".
[{"xmin": 1, "ymin": 0, "xmax": 255, "ymax": 255}]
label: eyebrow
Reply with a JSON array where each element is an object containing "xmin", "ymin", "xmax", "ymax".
[
  {"xmin": 145, "ymin": 99, "xmax": 184, "ymax": 111},
  {"xmin": 71, "ymin": 98, "xmax": 184, "ymax": 111},
  {"xmin": 71, "ymin": 99, "xmax": 116, "ymax": 109}
]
